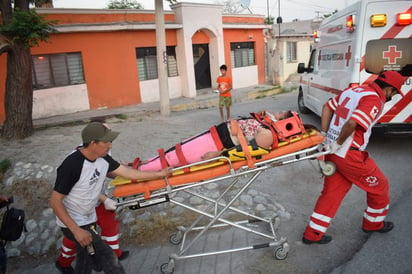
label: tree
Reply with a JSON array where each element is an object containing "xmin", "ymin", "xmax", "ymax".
[
  {"xmin": 34, "ymin": 0, "xmax": 53, "ymax": 8},
  {"xmin": 0, "ymin": 0, "xmax": 56, "ymax": 139},
  {"xmin": 107, "ymin": 0, "xmax": 143, "ymax": 9},
  {"xmin": 218, "ymin": 0, "xmax": 245, "ymax": 14}
]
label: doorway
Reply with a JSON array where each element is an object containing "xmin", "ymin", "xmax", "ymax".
[{"xmin": 193, "ymin": 44, "xmax": 211, "ymax": 90}]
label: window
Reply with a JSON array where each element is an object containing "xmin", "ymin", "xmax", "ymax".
[
  {"xmin": 286, "ymin": 41, "xmax": 297, "ymax": 63},
  {"xmin": 136, "ymin": 46, "xmax": 178, "ymax": 81},
  {"xmin": 32, "ymin": 52, "xmax": 85, "ymax": 89},
  {"xmin": 230, "ymin": 42, "xmax": 255, "ymax": 68}
]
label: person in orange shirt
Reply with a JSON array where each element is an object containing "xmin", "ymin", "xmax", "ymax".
[{"xmin": 216, "ymin": 64, "xmax": 232, "ymax": 122}]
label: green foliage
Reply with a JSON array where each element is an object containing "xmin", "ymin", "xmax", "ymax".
[
  {"xmin": 0, "ymin": 8, "xmax": 57, "ymax": 48},
  {"xmin": 264, "ymin": 16, "xmax": 274, "ymax": 24},
  {"xmin": 115, "ymin": 113, "xmax": 127, "ymax": 120},
  {"xmin": 107, "ymin": 0, "xmax": 143, "ymax": 9},
  {"xmin": 0, "ymin": 159, "xmax": 11, "ymax": 176}
]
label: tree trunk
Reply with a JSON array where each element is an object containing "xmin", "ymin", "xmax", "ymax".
[{"xmin": 1, "ymin": 43, "xmax": 33, "ymax": 139}]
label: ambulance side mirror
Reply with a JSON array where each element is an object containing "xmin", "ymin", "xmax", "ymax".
[{"xmin": 297, "ymin": 63, "xmax": 306, "ymax": 73}]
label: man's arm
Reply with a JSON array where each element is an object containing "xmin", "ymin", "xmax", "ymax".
[
  {"xmin": 336, "ymin": 119, "xmax": 357, "ymax": 145},
  {"xmin": 50, "ymin": 191, "xmax": 92, "ymax": 247},
  {"xmin": 321, "ymin": 103, "xmax": 334, "ymax": 133},
  {"xmin": 111, "ymin": 164, "xmax": 172, "ymax": 180}
]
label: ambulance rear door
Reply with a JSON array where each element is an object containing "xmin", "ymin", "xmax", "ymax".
[{"xmin": 360, "ymin": 0, "xmax": 412, "ymax": 132}]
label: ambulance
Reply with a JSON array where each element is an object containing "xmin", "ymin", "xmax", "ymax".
[{"xmin": 297, "ymin": 0, "xmax": 412, "ymax": 133}]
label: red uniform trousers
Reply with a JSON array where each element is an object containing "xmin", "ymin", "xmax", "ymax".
[
  {"xmin": 57, "ymin": 203, "xmax": 122, "ymax": 267},
  {"xmin": 303, "ymin": 150, "xmax": 390, "ymax": 241}
]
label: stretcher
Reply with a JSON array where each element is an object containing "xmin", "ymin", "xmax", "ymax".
[{"xmin": 108, "ymin": 127, "xmax": 335, "ymax": 274}]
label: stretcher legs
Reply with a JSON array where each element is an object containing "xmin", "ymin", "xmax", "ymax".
[{"xmin": 160, "ymin": 170, "xmax": 289, "ymax": 274}]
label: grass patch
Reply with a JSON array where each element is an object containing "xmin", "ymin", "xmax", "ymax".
[
  {"xmin": 115, "ymin": 113, "xmax": 127, "ymax": 120},
  {"xmin": 0, "ymin": 159, "xmax": 11, "ymax": 176},
  {"xmin": 280, "ymin": 86, "xmax": 298, "ymax": 94},
  {"xmin": 255, "ymin": 95, "xmax": 267, "ymax": 99}
]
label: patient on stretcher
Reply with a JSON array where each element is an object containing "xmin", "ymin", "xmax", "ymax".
[{"xmin": 133, "ymin": 110, "xmax": 308, "ymax": 171}]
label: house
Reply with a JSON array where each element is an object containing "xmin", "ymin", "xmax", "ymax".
[
  {"xmin": 0, "ymin": 3, "xmax": 268, "ymax": 123},
  {"xmin": 269, "ymin": 18, "xmax": 322, "ymax": 86}
]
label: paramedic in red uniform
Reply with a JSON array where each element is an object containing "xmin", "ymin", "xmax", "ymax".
[{"xmin": 302, "ymin": 70, "xmax": 406, "ymax": 244}]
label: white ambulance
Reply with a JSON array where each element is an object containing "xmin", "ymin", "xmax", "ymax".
[{"xmin": 297, "ymin": 0, "xmax": 411, "ymax": 133}]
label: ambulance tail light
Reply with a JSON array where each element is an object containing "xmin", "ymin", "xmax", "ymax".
[
  {"xmin": 313, "ymin": 30, "xmax": 320, "ymax": 42},
  {"xmin": 396, "ymin": 12, "xmax": 412, "ymax": 26},
  {"xmin": 346, "ymin": 15, "xmax": 356, "ymax": 32},
  {"xmin": 370, "ymin": 14, "xmax": 387, "ymax": 27}
]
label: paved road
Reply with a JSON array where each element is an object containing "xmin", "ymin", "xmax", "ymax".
[{"xmin": 5, "ymin": 90, "xmax": 412, "ymax": 274}]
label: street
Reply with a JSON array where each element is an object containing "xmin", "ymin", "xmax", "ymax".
[{"xmin": 4, "ymin": 90, "xmax": 412, "ymax": 274}]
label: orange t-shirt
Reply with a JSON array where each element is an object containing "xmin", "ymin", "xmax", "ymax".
[{"xmin": 216, "ymin": 75, "xmax": 232, "ymax": 97}]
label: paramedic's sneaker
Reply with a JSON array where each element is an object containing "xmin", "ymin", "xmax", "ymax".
[
  {"xmin": 55, "ymin": 261, "xmax": 74, "ymax": 274},
  {"xmin": 302, "ymin": 235, "xmax": 332, "ymax": 245},
  {"xmin": 362, "ymin": 221, "xmax": 394, "ymax": 233},
  {"xmin": 118, "ymin": 250, "xmax": 130, "ymax": 261}
]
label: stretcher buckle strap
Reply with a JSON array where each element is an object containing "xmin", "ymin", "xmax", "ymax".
[
  {"xmin": 157, "ymin": 148, "xmax": 169, "ymax": 169},
  {"xmin": 132, "ymin": 157, "xmax": 140, "ymax": 169},
  {"xmin": 210, "ymin": 125, "xmax": 224, "ymax": 150},
  {"xmin": 174, "ymin": 143, "xmax": 190, "ymax": 173},
  {"xmin": 230, "ymin": 119, "xmax": 255, "ymax": 168}
]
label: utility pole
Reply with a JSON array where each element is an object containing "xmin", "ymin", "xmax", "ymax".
[{"xmin": 155, "ymin": 0, "xmax": 170, "ymax": 116}]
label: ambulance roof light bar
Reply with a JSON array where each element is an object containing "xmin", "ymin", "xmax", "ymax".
[
  {"xmin": 346, "ymin": 15, "xmax": 356, "ymax": 32},
  {"xmin": 396, "ymin": 12, "xmax": 412, "ymax": 26}
]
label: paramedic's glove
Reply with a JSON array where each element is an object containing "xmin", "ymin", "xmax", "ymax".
[
  {"xmin": 325, "ymin": 142, "xmax": 341, "ymax": 154},
  {"xmin": 320, "ymin": 131, "xmax": 327, "ymax": 137},
  {"xmin": 104, "ymin": 198, "xmax": 117, "ymax": 211}
]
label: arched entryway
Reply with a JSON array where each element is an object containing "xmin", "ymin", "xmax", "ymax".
[{"xmin": 193, "ymin": 44, "xmax": 211, "ymax": 90}]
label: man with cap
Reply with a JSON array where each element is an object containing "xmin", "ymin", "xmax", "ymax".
[
  {"xmin": 50, "ymin": 122, "xmax": 172, "ymax": 273},
  {"xmin": 302, "ymin": 70, "xmax": 406, "ymax": 244}
]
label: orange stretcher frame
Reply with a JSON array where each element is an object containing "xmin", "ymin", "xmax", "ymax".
[{"xmin": 110, "ymin": 129, "xmax": 324, "ymax": 199}]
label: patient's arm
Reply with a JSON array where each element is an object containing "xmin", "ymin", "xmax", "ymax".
[{"xmin": 201, "ymin": 151, "xmax": 222, "ymax": 160}]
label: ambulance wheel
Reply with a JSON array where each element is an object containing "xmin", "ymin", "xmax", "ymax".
[
  {"xmin": 160, "ymin": 262, "xmax": 174, "ymax": 274},
  {"xmin": 169, "ymin": 231, "xmax": 183, "ymax": 245},
  {"xmin": 298, "ymin": 90, "xmax": 311, "ymax": 114},
  {"xmin": 321, "ymin": 161, "xmax": 336, "ymax": 177},
  {"xmin": 273, "ymin": 245, "xmax": 288, "ymax": 260}
]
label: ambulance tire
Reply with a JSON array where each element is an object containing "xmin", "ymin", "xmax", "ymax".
[{"xmin": 298, "ymin": 89, "xmax": 311, "ymax": 114}]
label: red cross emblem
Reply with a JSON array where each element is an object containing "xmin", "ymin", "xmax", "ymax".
[
  {"xmin": 383, "ymin": 45, "xmax": 402, "ymax": 64},
  {"xmin": 345, "ymin": 45, "xmax": 352, "ymax": 67},
  {"xmin": 334, "ymin": 97, "xmax": 350, "ymax": 126}
]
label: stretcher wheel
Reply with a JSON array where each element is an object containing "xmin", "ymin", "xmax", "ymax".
[
  {"xmin": 320, "ymin": 161, "xmax": 336, "ymax": 177},
  {"xmin": 160, "ymin": 261, "xmax": 175, "ymax": 274},
  {"xmin": 169, "ymin": 231, "xmax": 183, "ymax": 245},
  {"xmin": 273, "ymin": 245, "xmax": 288, "ymax": 260}
]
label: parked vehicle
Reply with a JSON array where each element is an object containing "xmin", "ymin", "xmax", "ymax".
[{"xmin": 297, "ymin": 0, "xmax": 411, "ymax": 133}]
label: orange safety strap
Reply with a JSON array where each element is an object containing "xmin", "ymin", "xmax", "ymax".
[
  {"xmin": 209, "ymin": 126, "xmax": 224, "ymax": 150},
  {"xmin": 132, "ymin": 157, "xmax": 140, "ymax": 169},
  {"xmin": 230, "ymin": 119, "xmax": 254, "ymax": 168},
  {"xmin": 157, "ymin": 148, "xmax": 169, "ymax": 169},
  {"xmin": 174, "ymin": 143, "xmax": 190, "ymax": 173}
]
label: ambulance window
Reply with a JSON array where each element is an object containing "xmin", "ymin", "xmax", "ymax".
[
  {"xmin": 365, "ymin": 38, "xmax": 411, "ymax": 76},
  {"xmin": 307, "ymin": 49, "xmax": 316, "ymax": 73}
]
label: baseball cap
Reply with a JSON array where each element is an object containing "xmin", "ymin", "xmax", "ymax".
[
  {"xmin": 82, "ymin": 122, "xmax": 119, "ymax": 143},
  {"xmin": 377, "ymin": 71, "xmax": 406, "ymax": 96}
]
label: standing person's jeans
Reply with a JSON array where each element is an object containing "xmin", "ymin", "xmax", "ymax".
[{"xmin": 61, "ymin": 223, "xmax": 125, "ymax": 274}]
